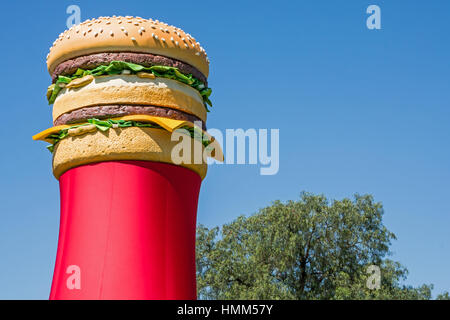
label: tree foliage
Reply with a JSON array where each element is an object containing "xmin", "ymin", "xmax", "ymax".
[{"xmin": 196, "ymin": 192, "xmax": 445, "ymax": 299}]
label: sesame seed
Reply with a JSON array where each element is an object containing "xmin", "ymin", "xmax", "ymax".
[
  {"xmin": 155, "ymin": 35, "xmax": 159, "ymax": 40},
  {"xmin": 99, "ymin": 28, "xmax": 103, "ymax": 33},
  {"xmin": 110, "ymin": 31, "xmax": 114, "ymax": 36},
  {"xmin": 162, "ymin": 38, "xmax": 166, "ymax": 42},
  {"xmin": 83, "ymin": 31, "xmax": 87, "ymax": 36},
  {"xmin": 185, "ymin": 43, "xmax": 188, "ymax": 48},
  {"xmin": 195, "ymin": 52, "xmax": 200, "ymax": 56},
  {"xmin": 121, "ymin": 27, "xmax": 125, "ymax": 30},
  {"xmin": 131, "ymin": 37, "xmax": 136, "ymax": 41},
  {"xmin": 175, "ymin": 41, "xmax": 179, "ymax": 46},
  {"xmin": 94, "ymin": 32, "xmax": 98, "ymax": 37}
]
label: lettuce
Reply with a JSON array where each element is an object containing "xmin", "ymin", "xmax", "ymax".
[
  {"xmin": 45, "ymin": 118, "xmax": 212, "ymax": 153},
  {"xmin": 47, "ymin": 61, "xmax": 212, "ymax": 111}
]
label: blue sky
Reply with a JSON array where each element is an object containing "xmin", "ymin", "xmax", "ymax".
[{"xmin": 0, "ymin": 0, "xmax": 449, "ymax": 299}]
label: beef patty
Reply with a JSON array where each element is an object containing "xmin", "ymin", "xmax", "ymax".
[
  {"xmin": 54, "ymin": 104, "xmax": 206, "ymax": 130},
  {"xmin": 52, "ymin": 52, "xmax": 208, "ymax": 85}
]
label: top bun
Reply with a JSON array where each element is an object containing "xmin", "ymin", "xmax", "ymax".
[{"xmin": 47, "ymin": 16, "xmax": 209, "ymax": 78}]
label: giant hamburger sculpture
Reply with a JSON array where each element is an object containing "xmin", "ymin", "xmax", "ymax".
[{"xmin": 34, "ymin": 16, "xmax": 222, "ymax": 299}]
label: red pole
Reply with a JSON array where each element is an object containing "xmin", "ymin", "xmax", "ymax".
[{"xmin": 49, "ymin": 160, "xmax": 201, "ymax": 300}]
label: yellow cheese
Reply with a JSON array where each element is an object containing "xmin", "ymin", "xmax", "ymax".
[
  {"xmin": 33, "ymin": 124, "xmax": 72, "ymax": 142},
  {"xmin": 33, "ymin": 115, "xmax": 224, "ymax": 161}
]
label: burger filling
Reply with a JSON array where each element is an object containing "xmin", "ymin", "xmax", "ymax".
[
  {"xmin": 47, "ymin": 56, "xmax": 212, "ymax": 110},
  {"xmin": 51, "ymin": 52, "xmax": 207, "ymax": 84},
  {"xmin": 45, "ymin": 118, "xmax": 212, "ymax": 153},
  {"xmin": 54, "ymin": 104, "xmax": 206, "ymax": 129}
]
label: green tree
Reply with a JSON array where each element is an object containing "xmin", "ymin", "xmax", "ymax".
[
  {"xmin": 436, "ymin": 292, "xmax": 450, "ymax": 300},
  {"xmin": 196, "ymin": 192, "xmax": 443, "ymax": 299}
]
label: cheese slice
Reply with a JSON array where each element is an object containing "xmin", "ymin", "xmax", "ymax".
[
  {"xmin": 33, "ymin": 115, "xmax": 224, "ymax": 161},
  {"xmin": 32, "ymin": 124, "xmax": 72, "ymax": 142}
]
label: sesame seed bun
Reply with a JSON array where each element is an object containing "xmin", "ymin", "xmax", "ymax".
[
  {"xmin": 52, "ymin": 126, "xmax": 208, "ymax": 180},
  {"xmin": 53, "ymin": 75, "xmax": 207, "ymax": 122},
  {"xmin": 47, "ymin": 16, "xmax": 209, "ymax": 78}
]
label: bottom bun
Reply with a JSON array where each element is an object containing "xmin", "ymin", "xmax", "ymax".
[{"xmin": 52, "ymin": 127, "xmax": 208, "ymax": 179}]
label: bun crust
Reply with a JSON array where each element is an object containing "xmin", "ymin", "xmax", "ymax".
[
  {"xmin": 47, "ymin": 16, "xmax": 209, "ymax": 78},
  {"xmin": 53, "ymin": 75, "xmax": 207, "ymax": 122},
  {"xmin": 52, "ymin": 127, "xmax": 208, "ymax": 179}
]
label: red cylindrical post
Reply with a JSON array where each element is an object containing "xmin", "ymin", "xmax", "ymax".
[{"xmin": 49, "ymin": 160, "xmax": 202, "ymax": 300}]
